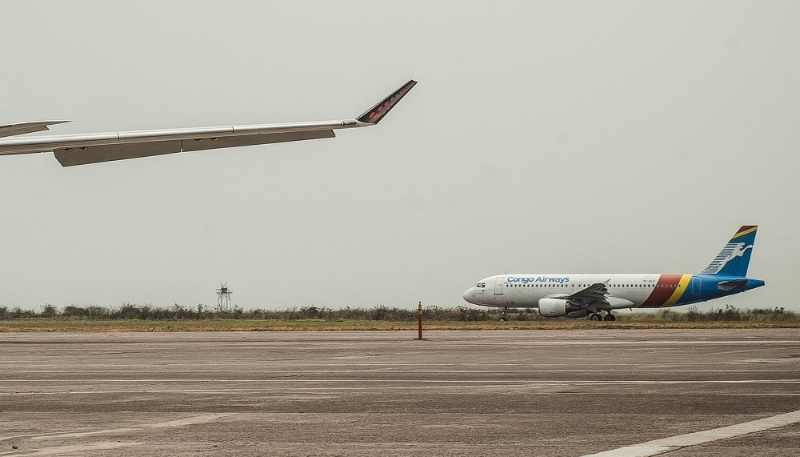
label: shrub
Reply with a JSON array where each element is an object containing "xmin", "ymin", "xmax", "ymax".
[
  {"xmin": 0, "ymin": 303, "xmax": 797, "ymax": 322},
  {"xmin": 41, "ymin": 304, "xmax": 58, "ymax": 319}
]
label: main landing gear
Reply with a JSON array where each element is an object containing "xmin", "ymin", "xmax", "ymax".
[
  {"xmin": 499, "ymin": 307, "xmax": 509, "ymax": 321},
  {"xmin": 590, "ymin": 312, "xmax": 616, "ymax": 322}
]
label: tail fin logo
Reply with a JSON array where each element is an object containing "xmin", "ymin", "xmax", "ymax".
[
  {"xmin": 700, "ymin": 225, "xmax": 758, "ymax": 276},
  {"xmin": 702, "ymin": 242, "xmax": 753, "ymax": 275}
]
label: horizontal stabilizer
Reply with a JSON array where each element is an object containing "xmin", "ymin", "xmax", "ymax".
[
  {"xmin": 717, "ymin": 278, "xmax": 748, "ymax": 291},
  {"xmin": 0, "ymin": 121, "xmax": 69, "ymax": 138}
]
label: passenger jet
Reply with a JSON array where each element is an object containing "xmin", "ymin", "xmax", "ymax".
[
  {"xmin": 463, "ymin": 226, "xmax": 765, "ymax": 321},
  {"xmin": 0, "ymin": 80, "xmax": 416, "ymax": 166}
]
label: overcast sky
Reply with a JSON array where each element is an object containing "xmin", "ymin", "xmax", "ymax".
[{"xmin": 1, "ymin": 1, "xmax": 798, "ymax": 311}]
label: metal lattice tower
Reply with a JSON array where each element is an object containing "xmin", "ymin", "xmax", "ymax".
[{"xmin": 216, "ymin": 283, "xmax": 233, "ymax": 311}]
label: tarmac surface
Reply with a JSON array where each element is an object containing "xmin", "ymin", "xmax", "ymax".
[{"xmin": 1, "ymin": 329, "xmax": 799, "ymax": 456}]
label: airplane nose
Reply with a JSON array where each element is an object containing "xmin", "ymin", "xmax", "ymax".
[{"xmin": 463, "ymin": 288, "xmax": 475, "ymax": 304}]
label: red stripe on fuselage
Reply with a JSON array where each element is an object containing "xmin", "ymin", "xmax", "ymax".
[{"xmin": 640, "ymin": 274, "xmax": 683, "ymax": 308}]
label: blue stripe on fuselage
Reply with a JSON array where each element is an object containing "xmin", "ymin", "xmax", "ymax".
[{"xmin": 674, "ymin": 274, "xmax": 765, "ymax": 306}]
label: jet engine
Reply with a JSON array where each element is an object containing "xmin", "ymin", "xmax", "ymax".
[{"xmin": 538, "ymin": 298, "xmax": 583, "ymax": 318}]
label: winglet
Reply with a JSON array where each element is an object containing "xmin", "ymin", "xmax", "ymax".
[
  {"xmin": 357, "ymin": 80, "xmax": 417, "ymax": 124},
  {"xmin": 0, "ymin": 121, "xmax": 70, "ymax": 138}
]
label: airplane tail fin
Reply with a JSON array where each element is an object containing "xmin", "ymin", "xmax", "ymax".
[{"xmin": 700, "ymin": 225, "xmax": 758, "ymax": 276}]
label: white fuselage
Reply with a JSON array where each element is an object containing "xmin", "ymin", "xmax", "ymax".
[{"xmin": 463, "ymin": 274, "xmax": 672, "ymax": 309}]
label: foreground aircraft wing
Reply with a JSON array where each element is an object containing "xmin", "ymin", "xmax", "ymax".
[{"xmin": 0, "ymin": 80, "xmax": 416, "ymax": 167}]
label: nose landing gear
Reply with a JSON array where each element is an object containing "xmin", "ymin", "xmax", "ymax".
[{"xmin": 499, "ymin": 307, "xmax": 509, "ymax": 321}]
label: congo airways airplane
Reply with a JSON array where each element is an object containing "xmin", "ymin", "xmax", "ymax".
[
  {"xmin": 0, "ymin": 80, "xmax": 416, "ymax": 166},
  {"xmin": 463, "ymin": 226, "xmax": 765, "ymax": 321}
]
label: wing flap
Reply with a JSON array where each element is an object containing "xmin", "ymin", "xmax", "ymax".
[
  {"xmin": 180, "ymin": 130, "xmax": 335, "ymax": 152},
  {"xmin": 55, "ymin": 141, "xmax": 182, "ymax": 166},
  {"xmin": 53, "ymin": 130, "xmax": 337, "ymax": 166}
]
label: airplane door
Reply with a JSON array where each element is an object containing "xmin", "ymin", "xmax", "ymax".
[
  {"xmin": 494, "ymin": 277, "xmax": 504, "ymax": 295},
  {"xmin": 692, "ymin": 276, "xmax": 701, "ymax": 295}
]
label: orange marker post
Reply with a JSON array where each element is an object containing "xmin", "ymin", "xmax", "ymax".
[{"xmin": 417, "ymin": 301, "xmax": 423, "ymax": 340}]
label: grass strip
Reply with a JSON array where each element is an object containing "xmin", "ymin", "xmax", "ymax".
[{"xmin": 1, "ymin": 319, "xmax": 799, "ymax": 332}]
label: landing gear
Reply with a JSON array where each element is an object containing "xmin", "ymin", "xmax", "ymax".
[
  {"xmin": 499, "ymin": 307, "xmax": 509, "ymax": 321},
  {"xmin": 590, "ymin": 312, "xmax": 616, "ymax": 322}
]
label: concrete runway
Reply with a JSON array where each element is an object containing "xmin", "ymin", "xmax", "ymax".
[{"xmin": 1, "ymin": 329, "xmax": 799, "ymax": 456}]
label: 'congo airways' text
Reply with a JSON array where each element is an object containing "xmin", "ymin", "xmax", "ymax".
[{"xmin": 506, "ymin": 276, "xmax": 570, "ymax": 284}]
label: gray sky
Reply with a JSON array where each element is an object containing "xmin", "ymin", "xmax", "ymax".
[{"xmin": 1, "ymin": 1, "xmax": 798, "ymax": 311}]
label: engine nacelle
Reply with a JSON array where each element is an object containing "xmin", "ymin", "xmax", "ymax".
[{"xmin": 537, "ymin": 298, "xmax": 583, "ymax": 318}]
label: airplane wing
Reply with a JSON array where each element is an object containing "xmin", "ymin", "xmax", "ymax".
[
  {"xmin": 559, "ymin": 282, "xmax": 610, "ymax": 306},
  {"xmin": 0, "ymin": 80, "xmax": 416, "ymax": 167}
]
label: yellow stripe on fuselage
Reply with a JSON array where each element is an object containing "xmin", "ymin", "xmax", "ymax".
[{"xmin": 662, "ymin": 274, "xmax": 692, "ymax": 307}]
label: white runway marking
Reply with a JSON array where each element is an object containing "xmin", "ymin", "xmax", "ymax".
[
  {"xmin": 581, "ymin": 410, "xmax": 800, "ymax": 456},
  {"xmin": 0, "ymin": 413, "xmax": 232, "ymax": 443},
  {"xmin": 459, "ymin": 340, "xmax": 797, "ymax": 346},
  {"xmin": 0, "ymin": 441, "xmax": 138, "ymax": 456}
]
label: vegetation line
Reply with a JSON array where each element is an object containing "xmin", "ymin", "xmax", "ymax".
[{"xmin": 0, "ymin": 304, "xmax": 797, "ymax": 332}]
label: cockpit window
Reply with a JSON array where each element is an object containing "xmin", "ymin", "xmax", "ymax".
[{"xmin": 477, "ymin": 282, "xmax": 486, "ymax": 288}]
